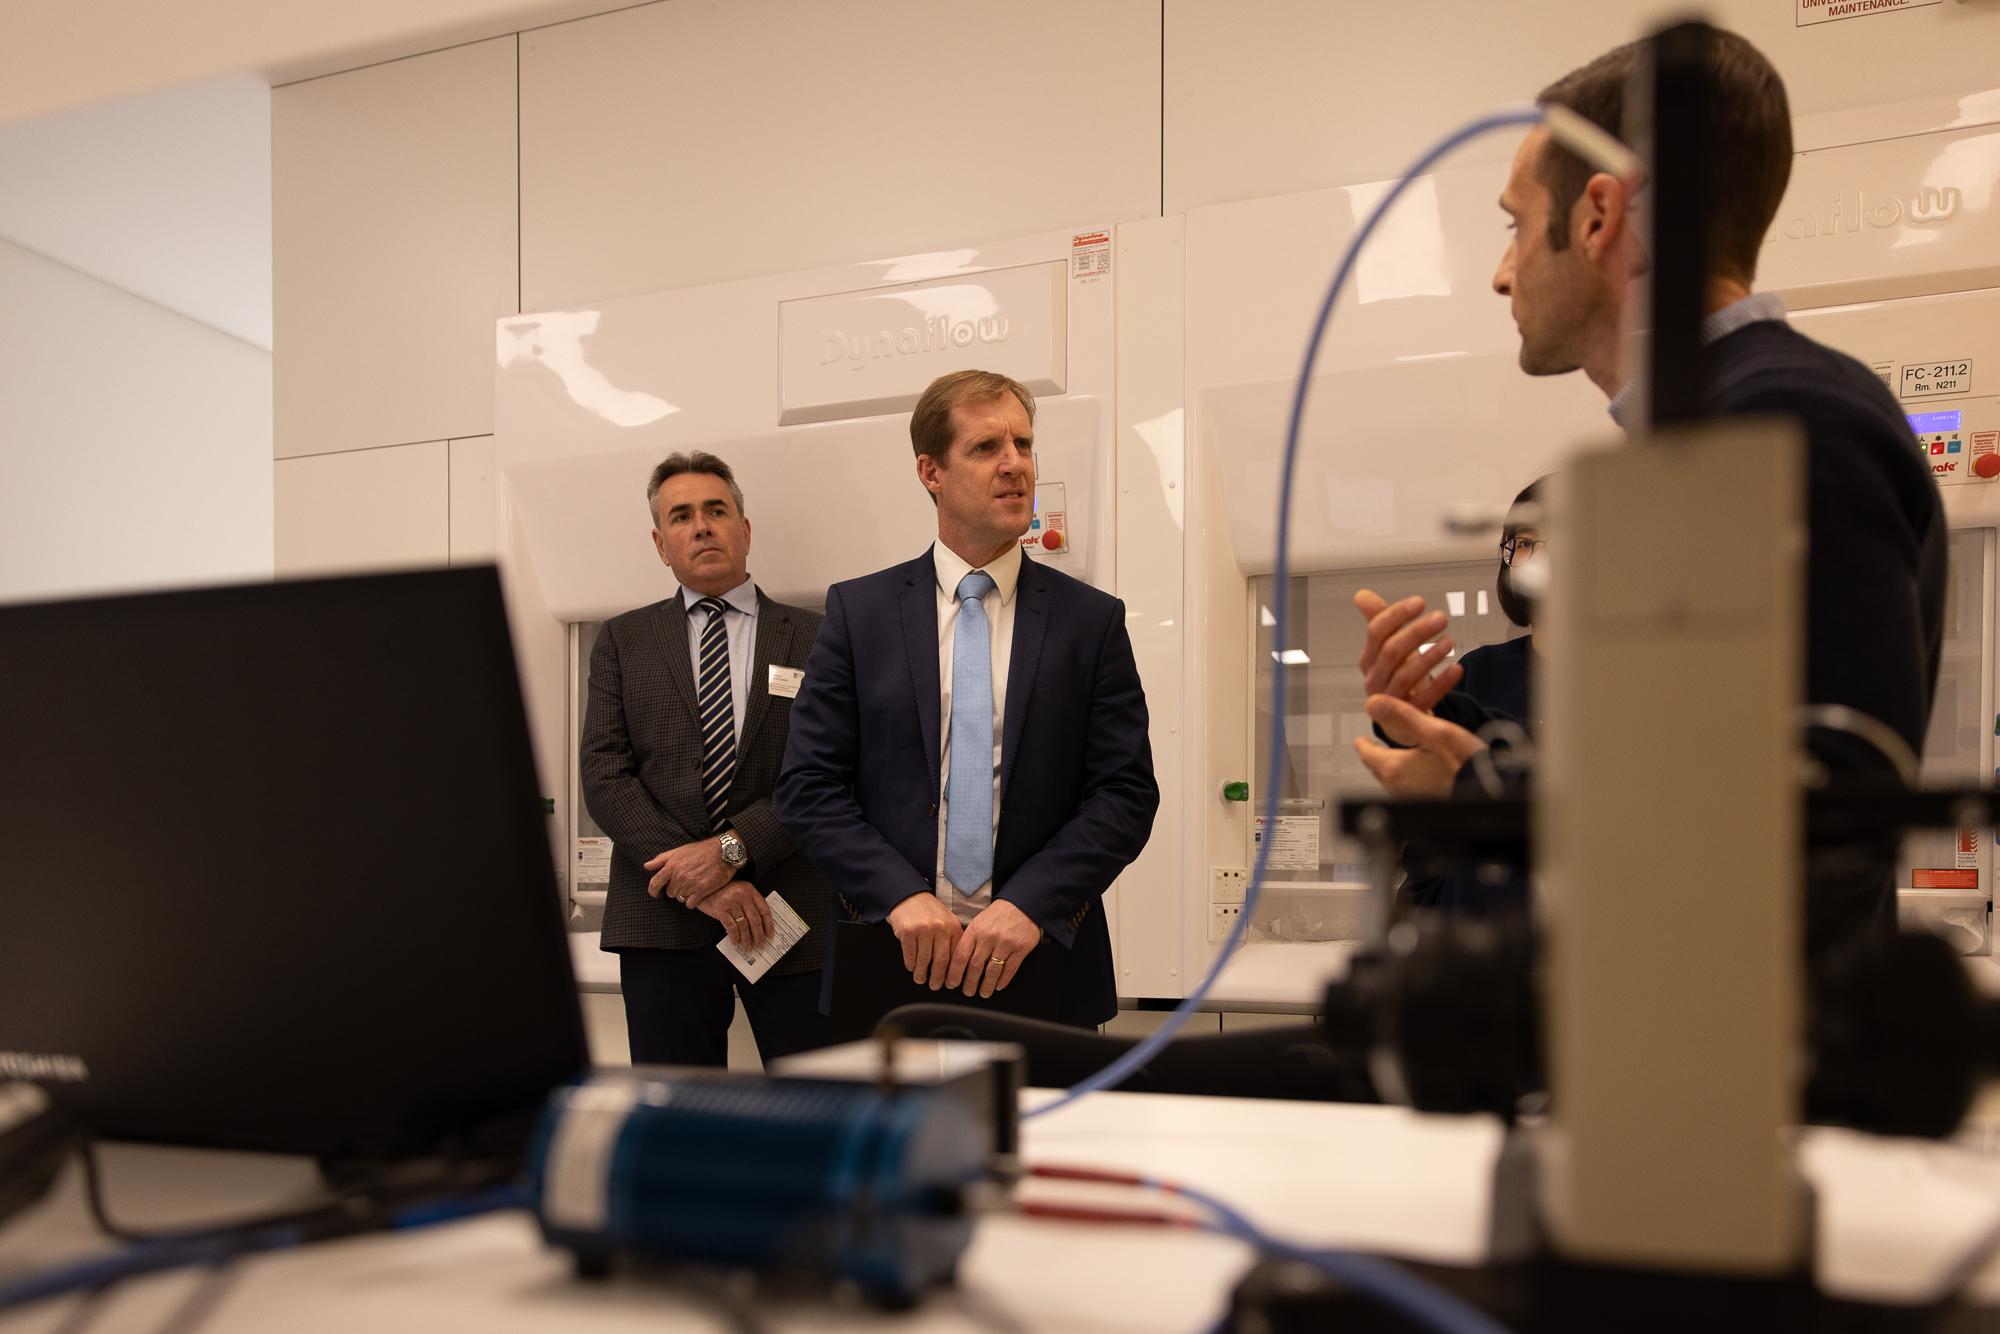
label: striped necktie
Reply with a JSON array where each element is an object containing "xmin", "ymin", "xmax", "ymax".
[{"xmin": 693, "ymin": 596, "xmax": 736, "ymax": 830}]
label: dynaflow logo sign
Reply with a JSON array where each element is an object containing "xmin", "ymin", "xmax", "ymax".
[
  {"xmin": 1768, "ymin": 185, "xmax": 1959, "ymax": 244},
  {"xmin": 819, "ymin": 311, "xmax": 1012, "ymax": 371}
]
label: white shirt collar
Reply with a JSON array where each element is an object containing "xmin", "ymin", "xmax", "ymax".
[
  {"xmin": 680, "ymin": 576, "xmax": 757, "ymax": 615},
  {"xmin": 1606, "ymin": 291, "xmax": 1789, "ymax": 428},
  {"xmin": 932, "ymin": 539, "xmax": 1022, "ymax": 605}
]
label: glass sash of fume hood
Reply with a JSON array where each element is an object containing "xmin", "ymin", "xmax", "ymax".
[
  {"xmin": 1250, "ymin": 535, "xmax": 1993, "ymax": 955},
  {"xmin": 1251, "ymin": 559, "xmax": 1523, "ymax": 942}
]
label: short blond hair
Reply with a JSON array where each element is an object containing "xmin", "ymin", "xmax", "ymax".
[{"xmin": 909, "ymin": 370, "xmax": 1036, "ymax": 469}]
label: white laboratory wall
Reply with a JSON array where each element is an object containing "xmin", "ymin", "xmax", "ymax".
[
  {"xmin": 448, "ymin": 435, "xmax": 498, "ymax": 565},
  {"xmin": 0, "ymin": 0, "xmax": 632, "ymax": 124},
  {"xmin": 0, "ymin": 237, "xmax": 271, "ymax": 604},
  {"xmin": 272, "ymin": 34, "xmax": 518, "ymax": 459},
  {"xmin": 1164, "ymin": 0, "xmax": 2000, "ymax": 213},
  {"xmin": 0, "ymin": 73, "xmax": 273, "ymax": 350},
  {"xmin": 273, "ymin": 440, "xmax": 450, "ymax": 576},
  {"xmin": 516, "ymin": 0, "xmax": 1161, "ymax": 312},
  {"xmin": 272, "ymin": 0, "xmax": 2000, "ymax": 549}
]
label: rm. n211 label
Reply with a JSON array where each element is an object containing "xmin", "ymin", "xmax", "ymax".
[{"xmin": 1901, "ymin": 359, "xmax": 1972, "ymax": 400}]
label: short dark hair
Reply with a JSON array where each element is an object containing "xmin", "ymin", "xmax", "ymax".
[
  {"xmin": 909, "ymin": 370, "xmax": 1036, "ymax": 470},
  {"xmin": 647, "ymin": 450, "xmax": 745, "ymax": 528},
  {"xmin": 1535, "ymin": 29, "xmax": 1791, "ymax": 284}
]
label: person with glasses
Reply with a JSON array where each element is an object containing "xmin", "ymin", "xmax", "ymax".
[{"xmin": 1352, "ymin": 479, "xmax": 1546, "ymax": 914}]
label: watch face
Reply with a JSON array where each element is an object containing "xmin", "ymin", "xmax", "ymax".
[{"xmin": 722, "ymin": 835, "xmax": 747, "ymax": 864}]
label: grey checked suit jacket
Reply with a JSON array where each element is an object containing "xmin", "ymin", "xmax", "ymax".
[{"xmin": 582, "ymin": 589, "xmax": 830, "ymax": 972}]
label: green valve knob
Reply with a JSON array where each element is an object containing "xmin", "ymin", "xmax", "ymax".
[
  {"xmin": 1221, "ymin": 782, "xmax": 1250, "ymax": 803},
  {"xmin": 542, "ymin": 797, "xmax": 556, "ymax": 816}
]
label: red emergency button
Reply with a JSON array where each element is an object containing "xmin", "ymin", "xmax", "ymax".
[
  {"xmin": 1974, "ymin": 453, "xmax": 2000, "ymax": 479},
  {"xmin": 1042, "ymin": 530, "xmax": 1064, "ymax": 551}
]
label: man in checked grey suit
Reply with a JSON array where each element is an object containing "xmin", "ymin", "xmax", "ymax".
[{"xmin": 582, "ymin": 451, "xmax": 832, "ymax": 1065}]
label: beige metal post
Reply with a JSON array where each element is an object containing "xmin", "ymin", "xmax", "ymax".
[{"xmin": 1534, "ymin": 420, "xmax": 1812, "ymax": 1273}]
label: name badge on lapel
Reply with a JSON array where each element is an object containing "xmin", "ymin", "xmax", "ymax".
[{"xmin": 767, "ymin": 665, "xmax": 805, "ymax": 699}]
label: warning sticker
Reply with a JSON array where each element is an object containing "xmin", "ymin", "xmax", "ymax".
[
  {"xmin": 1071, "ymin": 231, "xmax": 1111, "ymax": 283},
  {"xmin": 1797, "ymin": 0, "xmax": 1939, "ymax": 26},
  {"xmin": 1253, "ymin": 814, "xmax": 1320, "ymax": 872},
  {"xmin": 1957, "ymin": 828, "xmax": 1980, "ymax": 870},
  {"xmin": 1912, "ymin": 868, "xmax": 1979, "ymax": 890},
  {"xmin": 1973, "ymin": 430, "xmax": 1998, "ymax": 456}
]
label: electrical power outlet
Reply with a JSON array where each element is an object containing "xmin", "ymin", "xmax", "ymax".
[
  {"xmin": 1209, "ymin": 902, "xmax": 1244, "ymax": 944},
  {"xmin": 1211, "ymin": 866, "xmax": 1249, "ymax": 906}
]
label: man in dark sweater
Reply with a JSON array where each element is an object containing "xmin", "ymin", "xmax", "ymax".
[{"xmin": 1352, "ymin": 30, "xmax": 1946, "ymax": 954}]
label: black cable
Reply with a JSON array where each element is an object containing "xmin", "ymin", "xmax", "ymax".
[
  {"xmin": 680, "ymin": 1269, "xmax": 771, "ymax": 1334},
  {"xmin": 937, "ymin": 1287, "xmax": 1032, "ymax": 1334},
  {"xmin": 78, "ymin": 1136, "xmax": 521, "ymax": 1246},
  {"xmin": 44, "ymin": 1284, "xmax": 115, "ymax": 1334},
  {"xmin": 79, "ymin": 1139, "xmax": 376, "ymax": 1245},
  {"xmin": 149, "ymin": 1263, "xmax": 240, "ymax": 1334},
  {"xmin": 3, "ymin": 1170, "xmax": 527, "ymax": 1316}
]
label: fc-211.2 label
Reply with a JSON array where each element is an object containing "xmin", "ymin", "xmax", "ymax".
[{"xmin": 1900, "ymin": 360, "xmax": 1972, "ymax": 400}]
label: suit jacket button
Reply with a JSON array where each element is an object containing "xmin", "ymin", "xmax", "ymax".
[{"xmin": 927, "ymin": 802, "xmax": 938, "ymax": 816}]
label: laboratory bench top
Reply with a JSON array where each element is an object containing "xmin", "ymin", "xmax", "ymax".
[{"xmin": 3, "ymin": 1085, "xmax": 1996, "ymax": 1333}]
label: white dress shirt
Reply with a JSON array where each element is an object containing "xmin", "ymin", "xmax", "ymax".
[
  {"xmin": 932, "ymin": 539, "xmax": 1022, "ymax": 923},
  {"xmin": 680, "ymin": 576, "xmax": 758, "ymax": 746}
]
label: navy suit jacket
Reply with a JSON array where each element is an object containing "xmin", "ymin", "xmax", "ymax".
[{"xmin": 776, "ymin": 547, "xmax": 1159, "ymax": 1025}]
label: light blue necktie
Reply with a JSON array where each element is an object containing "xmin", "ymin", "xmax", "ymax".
[{"xmin": 945, "ymin": 570, "xmax": 997, "ymax": 892}]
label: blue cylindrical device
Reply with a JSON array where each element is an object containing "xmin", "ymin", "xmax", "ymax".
[{"xmin": 525, "ymin": 1070, "xmax": 984, "ymax": 1308}]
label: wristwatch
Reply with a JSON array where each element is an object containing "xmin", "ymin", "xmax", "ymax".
[{"xmin": 718, "ymin": 829, "xmax": 749, "ymax": 869}]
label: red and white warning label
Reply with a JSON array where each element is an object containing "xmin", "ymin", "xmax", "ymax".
[
  {"xmin": 1913, "ymin": 868, "xmax": 1980, "ymax": 890},
  {"xmin": 1957, "ymin": 828, "xmax": 1980, "ymax": 869},
  {"xmin": 1071, "ymin": 231, "xmax": 1111, "ymax": 282},
  {"xmin": 1797, "ymin": 0, "xmax": 1939, "ymax": 27}
]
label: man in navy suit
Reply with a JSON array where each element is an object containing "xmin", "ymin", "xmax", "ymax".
[{"xmin": 777, "ymin": 370, "xmax": 1159, "ymax": 1027}]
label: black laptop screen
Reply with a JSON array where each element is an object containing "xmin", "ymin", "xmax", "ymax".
[{"xmin": 0, "ymin": 567, "xmax": 586, "ymax": 1160}]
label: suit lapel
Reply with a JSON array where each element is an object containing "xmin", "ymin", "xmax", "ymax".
[
  {"xmin": 739, "ymin": 589, "xmax": 785, "ymax": 756},
  {"xmin": 901, "ymin": 550, "xmax": 942, "ymax": 800},
  {"xmin": 652, "ymin": 594, "xmax": 698, "ymax": 720},
  {"xmin": 1000, "ymin": 556, "xmax": 1049, "ymax": 805}
]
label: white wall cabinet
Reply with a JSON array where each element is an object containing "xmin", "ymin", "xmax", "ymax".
[
  {"xmin": 517, "ymin": 0, "xmax": 1160, "ymax": 311},
  {"xmin": 448, "ymin": 435, "xmax": 498, "ymax": 565},
  {"xmin": 273, "ymin": 35, "xmax": 519, "ymax": 459},
  {"xmin": 274, "ymin": 440, "xmax": 450, "ymax": 576},
  {"xmin": 1164, "ymin": 0, "xmax": 2000, "ymax": 214}
]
